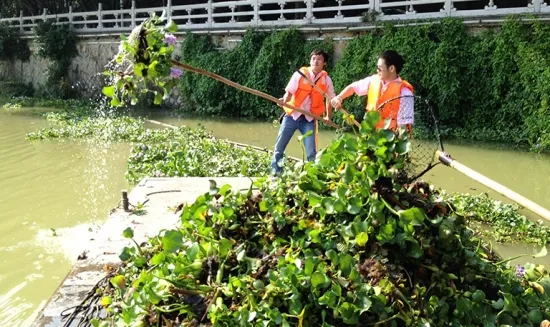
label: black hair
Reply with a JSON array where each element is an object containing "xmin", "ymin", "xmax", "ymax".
[
  {"xmin": 379, "ymin": 50, "xmax": 404, "ymax": 74},
  {"xmin": 310, "ymin": 49, "xmax": 329, "ymax": 64}
]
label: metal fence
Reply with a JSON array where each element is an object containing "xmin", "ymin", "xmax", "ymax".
[{"xmin": 0, "ymin": 0, "xmax": 548, "ymax": 35}]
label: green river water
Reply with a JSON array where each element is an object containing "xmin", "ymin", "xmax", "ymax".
[{"xmin": 1, "ymin": 107, "xmax": 550, "ymax": 326}]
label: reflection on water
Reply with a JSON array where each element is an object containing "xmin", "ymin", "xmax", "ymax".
[{"xmin": 0, "ymin": 109, "xmax": 130, "ymax": 326}]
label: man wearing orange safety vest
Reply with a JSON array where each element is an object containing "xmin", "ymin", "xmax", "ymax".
[
  {"xmin": 329, "ymin": 50, "xmax": 414, "ymax": 134},
  {"xmin": 271, "ymin": 49, "xmax": 335, "ymax": 174}
]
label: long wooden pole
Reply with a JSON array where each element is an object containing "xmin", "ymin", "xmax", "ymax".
[
  {"xmin": 437, "ymin": 150, "xmax": 550, "ymax": 222},
  {"xmin": 170, "ymin": 60, "xmax": 338, "ymax": 129},
  {"xmin": 294, "ymin": 69, "xmax": 361, "ymax": 128}
]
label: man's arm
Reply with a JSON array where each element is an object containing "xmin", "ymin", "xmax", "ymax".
[
  {"xmin": 330, "ymin": 85, "xmax": 355, "ymax": 109},
  {"xmin": 279, "ymin": 73, "xmax": 300, "ymax": 106},
  {"xmin": 330, "ymin": 76, "xmax": 372, "ymax": 109}
]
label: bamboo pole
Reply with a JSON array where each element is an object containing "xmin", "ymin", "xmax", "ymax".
[
  {"xmin": 437, "ymin": 150, "xmax": 550, "ymax": 222},
  {"xmin": 170, "ymin": 60, "xmax": 338, "ymax": 129},
  {"xmin": 294, "ymin": 69, "xmax": 361, "ymax": 128}
]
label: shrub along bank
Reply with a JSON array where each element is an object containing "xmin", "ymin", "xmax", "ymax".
[{"xmin": 178, "ymin": 17, "xmax": 550, "ymax": 152}]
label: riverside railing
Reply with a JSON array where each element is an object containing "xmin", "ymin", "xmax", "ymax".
[{"xmin": 0, "ymin": 0, "xmax": 548, "ymax": 35}]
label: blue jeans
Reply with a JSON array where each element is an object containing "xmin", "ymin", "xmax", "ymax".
[{"xmin": 271, "ymin": 115, "xmax": 316, "ymax": 174}]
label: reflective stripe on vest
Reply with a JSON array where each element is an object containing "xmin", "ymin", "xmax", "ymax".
[
  {"xmin": 284, "ymin": 67, "xmax": 328, "ymax": 117},
  {"xmin": 365, "ymin": 75, "xmax": 414, "ymax": 130}
]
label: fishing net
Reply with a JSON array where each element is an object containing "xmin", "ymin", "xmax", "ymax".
[{"xmin": 373, "ymin": 95, "xmax": 442, "ymax": 182}]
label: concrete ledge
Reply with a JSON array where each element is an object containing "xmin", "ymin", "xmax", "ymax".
[{"xmin": 30, "ymin": 177, "xmax": 255, "ymax": 327}]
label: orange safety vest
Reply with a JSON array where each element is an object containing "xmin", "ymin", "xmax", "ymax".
[
  {"xmin": 366, "ymin": 75, "xmax": 414, "ymax": 131},
  {"xmin": 284, "ymin": 67, "xmax": 328, "ymax": 117}
]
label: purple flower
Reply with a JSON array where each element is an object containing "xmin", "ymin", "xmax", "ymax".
[
  {"xmin": 515, "ymin": 264, "xmax": 525, "ymax": 278},
  {"xmin": 164, "ymin": 33, "xmax": 177, "ymax": 45},
  {"xmin": 170, "ymin": 67, "xmax": 183, "ymax": 78}
]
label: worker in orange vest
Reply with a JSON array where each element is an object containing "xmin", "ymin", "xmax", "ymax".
[
  {"xmin": 329, "ymin": 50, "xmax": 414, "ymax": 134},
  {"xmin": 271, "ymin": 49, "xmax": 335, "ymax": 174}
]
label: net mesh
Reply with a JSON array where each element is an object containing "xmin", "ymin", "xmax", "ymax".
[{"xmin": 374, "ymin": 95, "xmax": 442, "ymax": 182}]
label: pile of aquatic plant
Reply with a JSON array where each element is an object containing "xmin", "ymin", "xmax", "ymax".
[
  {"xmin": 125, "ymin": 126, "xmax": 272, "ymax": 183},
  {"xmin": 93, "ymin": 112, "xmax": 549, "ymax": 327},
  {"xmin": 447, "ymin": 193, "xmax": 550, "ymax": 245}
]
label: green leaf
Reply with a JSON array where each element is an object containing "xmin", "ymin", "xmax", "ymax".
[
  {"xmin": 133, "ymin": 62, "xmax": 145, "ymax": 77},
  {"xmin": 289, "ymin": 297, "xmax": 302, "ymax": 315},
  {"xmin": 110, "ymin": 97, "xmax": 120, "ymax": 107},
  {"xmin": 102, "ymin": 85, "xmax": 115, "ymax": 98},
  {"xmin": 311, "ymin": 271, "xmax": 327, "ymax": 289},
  {"xmin": 374, "ymin": 146, "xmax": 388, "ymax": 159},
  {"xmin": 165, "ymin": 19, "xmax": 178, "ymax": 33},
  {"xmin": 333, "ymin": 199, "xmax": 346, "ymax": 213},
  {"xmin": 186, "ymin": 243, "xmax": 199, "ymax": 261},
  {"xmin": 341, "ymin": 163, "xmax": 354, "ymax": 184},
  {"xmin": 492, "ymin": 298, "xmax": 504, "ymax": 310},
  {"xmin": 309, "ymin": 229, "xmax": 321, "ymax": 243},
  {"xmin": 253, "ymin": 279, "xmax": 265, "ymax": 290},
  {"xmin": 219, "ymin": 184, "xmax": 231, "ymax": 196},
  {"xmin": 322, "ymin": 198, "xmax": 335, "ymax": 214},
  {"xmin": 363, "ymin": 111, "xmax": 381, "ymax": 130},
  {"xmin": 407, "ymin": 240, "xmax": 423, "ymax": 258},
  {"xmin": 154, "ymin": 92, "xmax": 163, "ymax": 105},
  {"xmin": 376, "ymin": 223, "xmax": 395, "ymax": 243},
  {"xmin": 150, "ymin": 252, "xmax": 165, "ymax": 265},
  {"xmin": 110, "ymin": 275, "xmax": 126, "ymax": 290},
  {"xmin": 396, "ymin": 140, "xmax": 412, "ymax": 155},
  {"xmin": 308, "ymin": 191, "xmax": 322, "ymax": 207},
  {"xmin": 326, "ymin": 249, "xmax": 339, "ymax": 264},
  {"xmin": 122, "ymin": 227, "xmax": 134, "ymax": 239},
  {"xmin": 100, "ymin": 296, "xmax": 112, "ymax": 306},
  {"xmin": 339, "ymin": 253, "xmax": 353, "ymax": 276},
  {"xmin": 305, "ymin": 257, "xmax": 315, "ymax": 276},
  {"xmin": 499, "ymin": 293, "xmax": 519, "ymax": 316},
  {"xmin": 219, "ymin": 238, "xmax": 233, "ymax": 258},
  {"xmin": 357, "ymin": 294, "xmax": 372, "ymax": 314},
  {"xmin": 119, "ymin": 247, "xmax": 132, "ymax": 261},
  {"xmin": 318, "ymin": 291, "xmax": 337, "ymax": 307},
  {"xmin": 259, "ymin": 200, "xmax": 268, "ymax": 212},
  {"xmin": 344, "ymin": 138, "xmax": 358, "ymax": 152},
  {"xmin": 161, "ymin": 230, "xmax": 184, "ymax": 253},
  {"xmin": 146, "ymin": 33, "xmax": 158, "ymax": 47},
  {"xmin": 399, "ymin": 207, "xmax": 426, "ymax": 226},
  {"xmin": 221, "ymin": 207, "xmax": 234, "ymax": 218},
  {"xmin": 338, "ymin": 302, "xmax": 358, "ymax": 324},
  {"xmin": 355, "ymin": 232, "xmax": 368, "ymax": 247}
]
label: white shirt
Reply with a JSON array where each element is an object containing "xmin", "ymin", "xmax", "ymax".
[
  {"xmin": 350, "ymin": 75, "xmax": 414, "ymax": 126},
  {"xmin": 284, "ymin": 68, "xmax": 336, "ymax": 122}
]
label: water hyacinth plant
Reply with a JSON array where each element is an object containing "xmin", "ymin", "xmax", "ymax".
[
  {"xmin": 102, "ymin": 12, "xmax": 181, "ymax": 107},
  {"xmin": 91, "ymin": 112, "xmax": 550, "ymax": 327}
]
